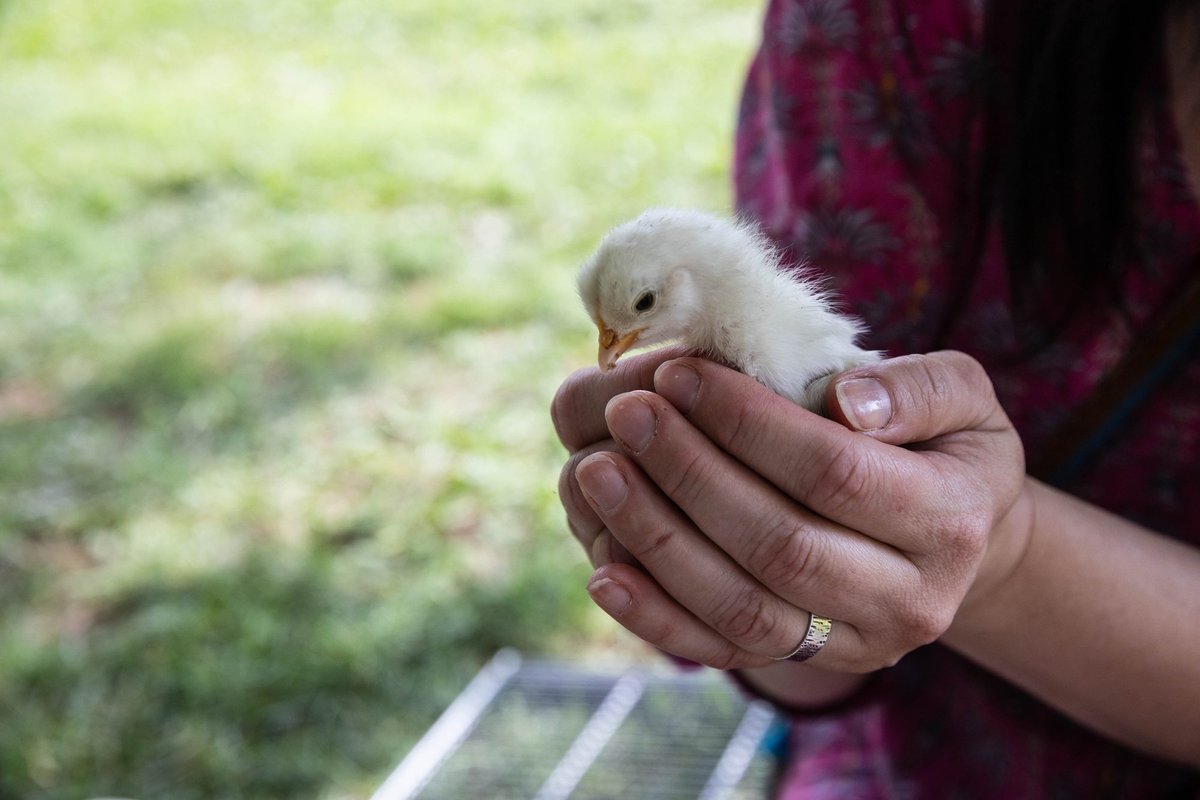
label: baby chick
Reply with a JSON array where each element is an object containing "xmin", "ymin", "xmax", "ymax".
[{"xmin": 578, "ymin": 208, "xmax": 879, "ymax": 411}]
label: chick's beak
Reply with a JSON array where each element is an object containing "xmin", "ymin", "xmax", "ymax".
[{"xmin": 597, "ymin": 321, "xmax": 642, "ymax": 372}]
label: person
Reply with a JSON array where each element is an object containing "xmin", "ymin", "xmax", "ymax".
[{"xmin": 552, "ymin": 0, "xmax": 1200, "ymax": 796}]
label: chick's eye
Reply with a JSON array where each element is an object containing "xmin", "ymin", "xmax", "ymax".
[{"xmin": 634, "ymin": 291, "xmax": 656, "ymax": 313}]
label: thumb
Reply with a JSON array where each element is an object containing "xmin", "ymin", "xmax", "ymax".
[{"xmin": 826, "ymin": 351, "xmax": 1007, "ymax": 446}]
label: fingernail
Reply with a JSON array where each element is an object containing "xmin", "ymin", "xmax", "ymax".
[
  {"xmin": 591, "ymin": 530, "xmax": 614, "ymax": 566},
  {"xmin": 587, "ymin": 575, "xmax": 632, "ymax": 615},
  {"xmin": 836, "ymin": 378, "xmax": 893, "ymax": 431},
  {"xmin": 655, "ymin": 361, "xmax": 701, "ymax": 414},
  {"xmin": 605, "ymin": 395, "xmax": 656, "ymax": 451},
  {"xmin": 576, "ymin": 454, "xmax": 628, "ymax": 512}
]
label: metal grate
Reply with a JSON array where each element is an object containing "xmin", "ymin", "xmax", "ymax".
[{"xmin": 373, "ymin": 651, "xmax": 780, "ymax": 800}]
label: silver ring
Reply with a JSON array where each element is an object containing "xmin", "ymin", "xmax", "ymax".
[{"xmin": 771, "ymin": 612, "xmax": 833, "ymax": 663}]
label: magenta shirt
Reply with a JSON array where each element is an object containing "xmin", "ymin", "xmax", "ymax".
[{"xmin": 733, "ymin": 0, "xmax": 1200, "ymax": 796}]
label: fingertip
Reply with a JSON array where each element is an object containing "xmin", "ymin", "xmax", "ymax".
[
  {"xmin": 590, "ymin": 528, "xmax": 614, "ymax": 566},
  {"xmin": 591, "ymin": 529, "xmax": 641, "ymax": 569},
  {"xmin": 604, "ymin": 393, "xmax": 658, "ymax": 453},
  {"xmin": 587, "ymin": 569, "xmax": 633, "ymax": 615},
  {"xmin": 832, "ymin": 377, "xmax": 894, "ymax": 432},
  {"xmin": 829, "ymin": 352, "xmax": 1006, "ymax": 446},
  {"xmin": 654, "ymin": 359, "xmax": 702, "ymax": 414},
  {"xmin": 575, "ymin": 452, "xmax": 629, "ymax": 512}
]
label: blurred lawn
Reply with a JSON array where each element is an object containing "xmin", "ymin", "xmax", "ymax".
[{"xmin": 0, "ymin": 0, "xmax": 758, "ymax": 797}]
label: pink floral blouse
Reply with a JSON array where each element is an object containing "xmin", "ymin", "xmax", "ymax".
[{"xmin": 733, "ymin": 0, "xmax": 1200, "ymax": 797}]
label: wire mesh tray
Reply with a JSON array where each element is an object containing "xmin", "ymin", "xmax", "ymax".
[{"xmin": 373, "ymin": 650, "xmax": 781, "ymax": 800}]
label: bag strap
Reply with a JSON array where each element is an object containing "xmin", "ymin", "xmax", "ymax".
[{"xmin": 1029, "ymin": 267, "xmax": 1200, "ymax": 486}]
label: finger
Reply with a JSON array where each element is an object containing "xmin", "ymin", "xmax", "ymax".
[
  {"xmin": 827, "ymin": 351, "xmax": 1025, "ymax": 520},
  {"xmin": 650, "ymin": 360, "xmax": 949, "ymax": 551},
  {"xmin": 587, "ymin": 564, "xmax": 868, "ymax": 672},
  {"xmin": 601, "ymin": 390, "xmax": 919, "ymax": 612},
  {"xmin": 585, "ymin": 563, "xmax": 774, "ymax": 670},
  {"xmin": 551, "ymin": 345, "xmax": 690, "ymax": 452},
  {"xmin": 826, "ymin": 351, "xmax": 1013, "ymax": 445},
  {"xmin": 568, "ymin": 521, "xmax": 637, "ymax": 570},
  {"xmin": 575, "ymin": 450, "xmax": 858, "ymax": 660},
  {"xmin": 559, "ymin": 440, "xmax": 638, "ymax": 566},
  {"xmin": 560, "ymin": 441, "xmax": 618, "ymax": 550},
  {"xmin": 592, "ymin": 529, "xmax": 641, "ymax": 569}
]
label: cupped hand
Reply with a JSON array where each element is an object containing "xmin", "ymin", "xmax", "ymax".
[{"xmin": 551, "ymin": 350, "xmax": 1029, "ymax": 673}]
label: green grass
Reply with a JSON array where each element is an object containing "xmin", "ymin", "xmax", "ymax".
[{"xmin": 0, "ymin": 0, "xmax": 758, "ymax": 796}]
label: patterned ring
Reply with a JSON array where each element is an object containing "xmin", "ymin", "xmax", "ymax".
[{"xmin": 771, "ymin": 613, "xmax": 833, "ymax": 663}]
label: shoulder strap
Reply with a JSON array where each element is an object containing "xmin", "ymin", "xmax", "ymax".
[{"xmin": 1029, "ymin": 267, "xmax": 1200, "ymax": 486}]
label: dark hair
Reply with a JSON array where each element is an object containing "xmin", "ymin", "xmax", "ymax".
[{"xmin": 972, "ymin": 0, "xmax": 1192, "ymax": 338}]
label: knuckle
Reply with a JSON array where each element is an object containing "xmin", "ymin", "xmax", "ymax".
[
  {"xmin": 899, "ymin": 600, "xmax": 954, "ymax": 646},
  {"xmin": 809, "ymin": 442, "xmax": 876, "ymax": 517},
  {"xmin": 926, "ymin": 499, "xmax": 991, "ymax": 560},
  {"xmin": 706, "ymin": 640, "xmax": 751, "ymax": 671},
  {"xmin": 938, "ymin": 350, "xmax": 991, "ymax": 395},
  {"xmin": 719, "ymin": 392, "xmax": 768, "ymax": 457},
  {"xmin": 638, "ymin": 614, "xmax": 682, "ymax": 651},
  {"xmin": 631, "ymin": 523, "xmax": 678, "ymax": 564},
  {"xmin": 642, "ymin": 615, "xmax": 673, "ymax": 645},
  {"xmin": 710, "ymin": 586, "xmax": 780, "ymax": 648},
  {"xmin": 660, "ymin": 448, "xmax": 718, "ymax": 507},
  {"xmin": 941, "ymin": 513, "xmax": 990, "ymax": 559},
  {"xmin": 879, "ymin": 352, "xmax": 963, "ymax": 435},
  {"xmin": 747, "ymin": 515, "xmax": 825, "ymax": 591},
  {"xmin": 924, "ymin": 350, "xmax": 1003, "ymax": 426},
  {"xmin": 910, "ymin": 354, "xmax": 956, "ymax": 420}
]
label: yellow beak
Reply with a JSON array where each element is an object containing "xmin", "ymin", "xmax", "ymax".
[{"xmin": 597, "ymin": 321, "xmax": 643, "ymax": 372}]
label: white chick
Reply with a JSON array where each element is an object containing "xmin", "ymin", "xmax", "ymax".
[{"xmin": 577, "ymin": 208, "xmax": 880, "ymax": 411}]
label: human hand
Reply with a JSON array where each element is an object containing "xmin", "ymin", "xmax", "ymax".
[{"xmin": 552, "ymin": 351, "xmax": 1029, "ymax": 673}]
